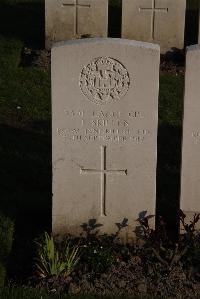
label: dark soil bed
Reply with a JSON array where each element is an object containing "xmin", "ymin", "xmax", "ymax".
[{"xmin": 33, "ymin": 258, "xmax": 200, "ymax": 298}]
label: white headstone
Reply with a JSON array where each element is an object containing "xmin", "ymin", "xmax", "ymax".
[
  {"xmin": 45, "ymin": 0, "xmax": 108, "ymax": 49},
  {"xmin": 52, "ymin": 38, "xmax": 160, "ymax": 243},
  {"xmin": 122, "ymin": 0, "xmax": 186, "ymax": 53},
  {"xmin": 181, "ymin": 45, "xmax": 200, "ymax": 224}
]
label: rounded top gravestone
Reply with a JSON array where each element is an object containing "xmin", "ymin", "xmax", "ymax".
[{"xmin": 52, "ymin": 38, "xmax": 160, "ymax": 243}]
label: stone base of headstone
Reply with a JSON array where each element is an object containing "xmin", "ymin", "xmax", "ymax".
[{"xmin": 53, "ymin": 215, "xmax": 155, "ymax": 244}]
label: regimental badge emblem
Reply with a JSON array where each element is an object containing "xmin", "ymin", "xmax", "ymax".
[{"xmin": 79, "ymin": 57, "xmax": 130, "ymax": 105}]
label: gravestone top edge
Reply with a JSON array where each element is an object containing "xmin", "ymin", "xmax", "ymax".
[{"xmin": 51, "ymin": 37, "xmax": 160, "ymax": 52}]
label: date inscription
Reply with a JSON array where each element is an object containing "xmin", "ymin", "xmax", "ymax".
[{"xmin": 57, "ymin": 109, "xmax": 151, "ymax": 143}]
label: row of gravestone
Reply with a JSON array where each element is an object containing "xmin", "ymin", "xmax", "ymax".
[
  {"xmin": 51, "ymin": 38, "xmax": 200, "ymax": 244},
  {"xmin": 45, "ymin": 0, "xmax": 199, "ymax": 53}
]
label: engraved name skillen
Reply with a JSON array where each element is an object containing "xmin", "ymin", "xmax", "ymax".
[{"xmin": 79, "ymin": 57, "xmax": 130, "ymax": 105}]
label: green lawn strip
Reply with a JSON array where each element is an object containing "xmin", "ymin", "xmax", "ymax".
[
  {"xmin": 0, "ymin": 33, "xmax": 51, "ymax": 218},
  {"xmin": 159, "ymin": 73, "xmax": 184, "ymax": 127},
  {"xmin": 188, "ymin": 0, "xmax": 199, "ymax": 10},
  {"xmin": 0, "ymin": 35, "xmax": 51, "ymax": 132},
  {"xmin": 109, "ymin": 0, "xmax": 121, "ymax": 7},
  {"xmin": 0, "ymin": 20, "xmax": 52, "ymax": 250}
]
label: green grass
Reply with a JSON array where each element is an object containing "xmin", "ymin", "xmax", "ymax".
[
  {"xmin": 0, "ymin": 37, "xmax": 51, "ymax": 129},
  {"xmin": 188, "ymin": 0, "xmax": 199, "ymax": 10},
  {"xmin": 0, "ymin": 33, "xmax": 51, "ymax": 221},
  {"xmin": 159, "ymin": 73, "xmax": 184, "ymax": 127}
]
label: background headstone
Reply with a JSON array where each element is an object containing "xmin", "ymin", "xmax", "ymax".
[
  {"xmin": 122, "ymin": 0, "xmax": 186, "ymax": 53},
  {"xmin": 45, "ymin": 0, "xmax": 108, "ymax": 49},
  {"xmin": 52, "ymin": 38, "xmax": 160, "ymax": 243},
  {"xmin": 181, "ymin": 45, "xmax": 200, "ymax": 226}
]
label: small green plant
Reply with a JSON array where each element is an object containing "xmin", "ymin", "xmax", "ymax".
[
  {"xmin": 35, "ymin": 232, "xmax": 80, "ymax": 278},
  {"xmin": 63, "ymin": 240, "xmax": 80, "ymax": 277}
]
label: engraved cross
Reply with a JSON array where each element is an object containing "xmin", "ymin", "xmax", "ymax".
[
  {"xmin": 80, "ymin": 146, "xmax": 127, "ymax": 216},
  {"xmin": 139, "ymin": 0, "xmax": 168, "ymax": 40},
  {"xmin": 62, "ymin": 0, "xmax": 91, "ymax": 35}
]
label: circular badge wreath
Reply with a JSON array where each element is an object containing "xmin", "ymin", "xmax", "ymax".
[{"xmin": 79, "ymin": 57, "xmax": 130, "ymax": 105}]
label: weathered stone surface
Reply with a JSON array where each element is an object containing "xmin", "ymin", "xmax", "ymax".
[
  {"xmin": 45, "ymin": 0, "xmax": 108, "ymax": 49},
  {"xmin": 180, "ymin": 45, "xmax": 200, "ymax": 227},
  {"xmin": 52, "ymin": 38, "xmax": 160, "ymax": 243},
  {"xmin": 122, "ymin": 0, "xmax": 186, "ymax": 53}
]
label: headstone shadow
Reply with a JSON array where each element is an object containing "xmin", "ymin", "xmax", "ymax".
[
  {"xmin": 184, "ymin": 0, "xmax": 199, "ymax": 46},
  {"xmin": 0, "ymin": 123, "xmax": 51, "ymax": 278},
  {"xmin": 0, "ymin": 1, "xmax": 44, "ymax": 49},
  {"xmin": 156, "ymin": 122, "xmax": 182, "ymax": 239},
  {"xmin": 108, "ymin": 0, "xmax": 122, "ymax": 37}
]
